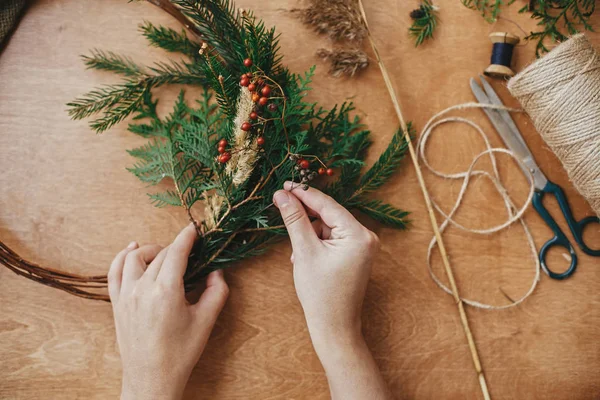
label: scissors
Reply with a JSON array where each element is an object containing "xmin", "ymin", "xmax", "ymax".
[{"xmin": 470, "ymin": 76, "xmax": 600, "ymax": 280}]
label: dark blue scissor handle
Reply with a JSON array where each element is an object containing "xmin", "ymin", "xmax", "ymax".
[{"xmin": 532, "ymin": 181, "xmax": 600, "ymax": 280}]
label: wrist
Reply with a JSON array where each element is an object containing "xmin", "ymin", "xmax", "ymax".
[
  {"xmin": 307, "ymin": 322, "xmax": 366, "ymax": 365},
  {"xmin": 121, "ymin": 375, "xmax": 183, "ymax": 400}
]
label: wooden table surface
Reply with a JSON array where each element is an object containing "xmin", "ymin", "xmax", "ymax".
[{"xmin": 1, "ymin": 1, "xmax": 599, "ymax": 399}]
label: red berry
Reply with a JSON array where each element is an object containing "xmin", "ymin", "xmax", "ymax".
[
  {"xmin": 268, "ymin": 103, "xmax": 277, "ymax": 112},
  {"xmin": 299, "ymin": 159, "xmax": 310, "ymax": 169},
  {"xmin": 326, "ymin": 168, "xmax": 334, "ymax": 176},
  {"xmin": 258, "ymin": 97, "xmax": 268, "ymax": 106},
  {"xmin": 257, "ymin": 78, "xmax": 265, "ymax": 85},
  {"xmin": 218, "ymin": 145, "xmax": 226, "ymax": 154},
  {"xmin": 240, "ymin": 77, "xmax": 249, "ymax": 87},
  {"xmin": 252, "ymin": 93, "xmax": 260, "ymax": 102},
  {"xmin": 219, "ymin": 152, "xmax": 231, "ymax": 163},
  {"xmin": 248, "ymin": 83, "xmax": 256, "ymax": 92},
  {"xmin": 246, "ymin": 72, "xmax": 253, "ymax": 79},
  {"xmin": 241, "ymin": 122, "xmax": 251, "ymax": 131},
  {"xmin": 261, "ymin": 85, "xmax": 271, "ymax": 96},
  {"xmin": 318, "ymin": 167, "xmax": 326, "ymax": 175},
  {"xmin": 257, "ymin": 136, "xmax": 265, "ymax": 146},
  {"xmin": 249, "ymin": 111, "xmax": 258, "ymax": 120},
  {"xmin": 218, "ymin": 139, "xmax": 228, "ymax": 147},
  {"xmin": 243, "ymin": 58, "xmax": 253, "ymax": 67}
]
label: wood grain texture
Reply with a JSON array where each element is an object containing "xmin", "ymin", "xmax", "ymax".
[{"xmin": 1, "ymin": 1, "xmax": 599, "ymax": 399}]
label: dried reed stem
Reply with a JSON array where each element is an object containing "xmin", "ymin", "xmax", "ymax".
[{"xmin": 355, "ymin": 1, "xmax": 492, "ymax": 399}]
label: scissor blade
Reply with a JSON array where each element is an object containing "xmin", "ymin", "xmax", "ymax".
[
  {"xmin": 478, "ymin": 76, "xmax": 533, "ymax": 160},
  {"xmin": 469, "ymin": 78, "xmax": 548, "ymax": 190}
]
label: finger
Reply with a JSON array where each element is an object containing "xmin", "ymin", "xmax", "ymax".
[
  {"xmin": 144, "ymin": 245, "xmax": 170, "ymax": 281},
  {"xmin": 108, "ymin": 241, "xmax": 138, "ymax": 303},
  {"xmin": 157, "ymin": 224, "xmax": 198, "ymax": 286},
  {"xmin": 122, "ymin": 244, "xmax": 163, "ymax": 287},
  {"xmin": 284, "ymin": 181, "xmax": 360, "ymax": 231},
  {"xmin": 193, "ymin": 269, "xmax": 229, "ymax": 332},
  {"xmin": 273, "ymin": 189, "xmax": 319, "ymax": 250}
]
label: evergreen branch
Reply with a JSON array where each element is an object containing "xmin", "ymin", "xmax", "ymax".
[
  {"xmin": 82, "ymin": 49, "xmax": 145, "ymax": 77},
  {"xmin": 61, "ymin": 0, "xmax": 412, "ymax": 293},
  {"xmin": 350, "ymin": 124, "xmax": 412, "ymax": 199},
  {"xmin": 353, "ymin": 199, "xmax": 410, "ymax": 229},
  {"xmin": 148, "ymin": 190, "xmax": 183, "ymax": 207},
  {"xmin": 140, "ymin": 21, "xmax": 201, "ymax": 58},
  {"xmin": 409, "ymin": 1, "xmax": 439, "ymax": 47}
]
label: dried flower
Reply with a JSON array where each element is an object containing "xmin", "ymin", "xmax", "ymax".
[
  {"xmin": 316, "ymin": 48, "xmax": 368, "ymax": 77},
  {"xmin": 295, "ymin": 0, "xmax": 366, "ymax": 43}
]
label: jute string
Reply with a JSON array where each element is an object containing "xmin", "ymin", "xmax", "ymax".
[
  {"xmin": 508, "ymin": 34, "xmax": 600, "ymax": 218},
  {"xmin": 417, "ymin": 103, "xmax": 541, "ymax": 310}
]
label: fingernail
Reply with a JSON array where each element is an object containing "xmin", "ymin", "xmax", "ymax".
[
  {"xmin": 127, "ymin": 241, "xmax": 138, "ymax": 250},
  {"xmin": 273, "ymin": 190, "xmax": 290, "ymax": 208},
  {"xmin": 284, "ymin": 181, "xmax": 294, "ymax": 191}
]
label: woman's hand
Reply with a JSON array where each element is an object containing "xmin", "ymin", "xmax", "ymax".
[
  {"xmin": 273, "ymin": 182, "xmax": 391, "ymax": 400},
  {"xmin": 108, "ymin": 224, "xmax": 229, "ymax": 400}
]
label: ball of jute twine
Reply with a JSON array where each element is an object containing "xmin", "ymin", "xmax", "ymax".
[{"xmin": 508, "ymin": 34, "xmax": 600, "ymax": 218}]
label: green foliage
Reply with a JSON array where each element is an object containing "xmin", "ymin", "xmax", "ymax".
[
  {"xmin": 409, "ymin": 0, "xmax": 439, "ymax": 47},
  {"xmin": 353, "ymin": 200, "xmax": 409, "ymax": 229},
  {"xmin": 140, "ymin": 21, "xmax": 200, "ymax": 58},
  {"xmin": 69, "ymin": 0, "xmax": 410, "ymax": 285},
  {"xmin": 519, "ymin": 0, "xmax": 596, "ymax": 56},
  {"xmin": 461, "ymin": 0, "xmax": 514, "ymax": 23}
]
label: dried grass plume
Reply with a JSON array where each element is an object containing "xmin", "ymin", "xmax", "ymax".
[
  {"xmin": 295, "ymin": 0, "xmax": 367, "ymax": 43},
  {"xmin": 226, "ymin": 87, "xmax": 260, "ymax": 186},
  {"xmin": 317, "ymin": 48, "xmax": 368, "ymax": 77}
]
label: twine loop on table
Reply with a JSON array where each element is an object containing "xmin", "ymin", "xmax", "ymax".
[
  {"xmin": 417, "ymin": 103, "xmax": 540, "ymax": 310},
  {"xmin": 508, "ymin": 34, "xmax": 600, "ymax": 218}
]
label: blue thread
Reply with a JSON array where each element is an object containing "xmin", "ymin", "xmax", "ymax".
[{"xmin": 490, "ymin": 42, "xmax": 514, "ymax": 67}]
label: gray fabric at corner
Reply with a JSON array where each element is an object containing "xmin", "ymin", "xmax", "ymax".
[{"xmin": 1, "ymin": 0, "xmax": 27, "ymax": 47}]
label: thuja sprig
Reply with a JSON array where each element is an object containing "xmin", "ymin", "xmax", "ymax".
[
  {"xmin": 409, "ymin": 0, "xmax": 439, "ymax": 47},
  {"xmin": 519, "ymin": 0, "xmax": 596, "ymax": 56}
]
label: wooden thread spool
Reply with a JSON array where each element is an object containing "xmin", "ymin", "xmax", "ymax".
[{"xmin": 484, "ymin": 32, "xmax": 520, "ymax": 79}]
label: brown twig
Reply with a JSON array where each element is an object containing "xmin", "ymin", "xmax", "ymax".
[{"xmin": 145, "ymin": 0, "xmax": 204, "ymax": 41}]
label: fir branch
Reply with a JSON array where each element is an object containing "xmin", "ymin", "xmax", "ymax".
[
  {"xmin": 82, "ymin": 49, "xmax": 145, "ymax": 77},
  {"xmin": 350, "ymin": 124, "xmax": 412, "ymax": 200},
  {"xmin": 353, "ymin": 199, "xmax": 409, "ymax": 229},
  {"xmin": 409, "ymin": 0, "xmax": 439, "ymax": 47},
  {"xmin": 140, "ymin": 21, "xmax": 201, "ymax": 58}
]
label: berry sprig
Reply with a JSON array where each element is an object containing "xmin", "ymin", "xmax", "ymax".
[{"xmin": 289, "ymin": 154, "xmax": 334, "ymax": 191}]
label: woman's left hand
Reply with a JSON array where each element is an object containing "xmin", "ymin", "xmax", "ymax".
[{"xmin": 108, "ymin": 224, "xmax": 229, "ymax": 400}]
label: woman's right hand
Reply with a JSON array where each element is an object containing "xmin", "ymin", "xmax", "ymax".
[{"xmin": 273, "ymin": 182, "xmax": 380, "ymax": 353}]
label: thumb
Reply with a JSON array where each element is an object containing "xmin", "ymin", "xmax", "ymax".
[
  {"xmin": 273, "ymin": 189, "xmax": 318, "ymax": 250},
  {"xmin": 193, "ymin": 269, "xmax": 229, "ymax": 331}
]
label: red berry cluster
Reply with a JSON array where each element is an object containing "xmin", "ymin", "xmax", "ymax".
[
  {"xmin": 289, "ymin": 155, "xmax": 334, "ymax": 190},
  {"xmin": 217, "ymin": 138, "xmax": 231, "ymax": 163},
  {"xmin": 239, "ymin": 58, "xmax": 273, "ymax": 109}
]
